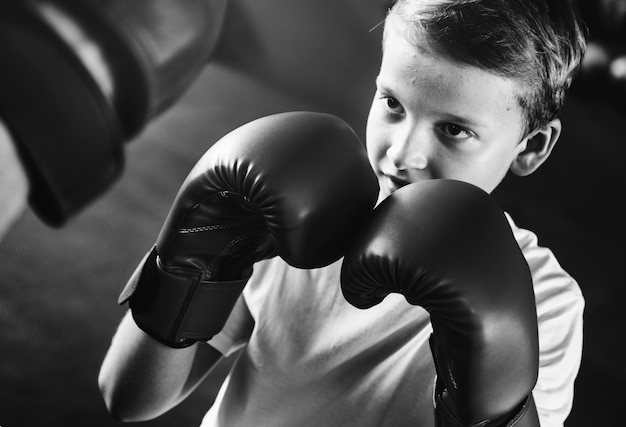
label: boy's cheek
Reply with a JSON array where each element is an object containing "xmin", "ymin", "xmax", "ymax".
[
  {"xmin": 365, "ymin": 118, "xmax": 387, "ymax": 153},
  {"xmin": 364, "ymin": 139, "xmax": 385, "ymax": 174}
]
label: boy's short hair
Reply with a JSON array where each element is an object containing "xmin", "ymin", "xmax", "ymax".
[{"xmin": 386, "ymin": 0, "xmax": 588, "ymax": 134}]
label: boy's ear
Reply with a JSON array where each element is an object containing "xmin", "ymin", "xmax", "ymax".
[{"xmin": 510, "ymin": 118, "xmax": 562, "ymax": 176}]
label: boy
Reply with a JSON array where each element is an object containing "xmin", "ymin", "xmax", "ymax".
[{"xmin": 98, "ymin": 0, "xmax": 587, "ymax": 426}]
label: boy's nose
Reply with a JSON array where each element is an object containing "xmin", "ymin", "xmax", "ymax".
[{"xmin": 386, "ymin": 131, "xmax": 428, "ymax": 171}]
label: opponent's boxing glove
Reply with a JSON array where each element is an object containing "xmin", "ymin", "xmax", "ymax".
[
  {"xmin": 118, "ymin": 111, "xmax": 379, "ymax": 348},
  {"xmin": 0, "ymin": 0, "xmax": 227, "ymax": 225},
  {"xmin": 341, "ymin": 180, "xmax": 540, "ymax": 427}
]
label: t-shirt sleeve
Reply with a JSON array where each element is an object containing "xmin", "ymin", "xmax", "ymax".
[
  {"xmin": 508, "ymin": 215, "xmax": 584, "ymax": 427},
  {"xmin": 206, "ymin": 295, "xmax": 254, "ymax": 357}
]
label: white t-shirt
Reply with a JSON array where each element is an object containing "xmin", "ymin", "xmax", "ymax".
[{"xmin": 202, "ymin": 213, "xmax": 584, "ymax": 427}]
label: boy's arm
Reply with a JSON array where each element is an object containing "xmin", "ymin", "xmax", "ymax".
[
  {"xmin": 99, "ymin": 293, "xmax": 254, "ymax": 422},
  {"xmin": 99, "ymin": 112, "xmax": 377, "ymax": 420},
  {"xmin": 98, "ymin": 310, "xmax": 224, "ymax": 422},
  {"xmin": 534, "ymin": 295, "xmax": 583, "ymax": 427},
  {"xmin": 529, "ymin": 252, "xmax": 584, "ymax": 425}
]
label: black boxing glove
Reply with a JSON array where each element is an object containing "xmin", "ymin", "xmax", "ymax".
[
  {"xmin": 341, "ymin": 180, "xmax": 540, "ymax": 427},
  {"xmin": 0, "ymin": 0, "xmax": 226, "ymax": 225},
  {"xmin": 118, "ymin": 111, "xmax": 379, "ymax": 348}
]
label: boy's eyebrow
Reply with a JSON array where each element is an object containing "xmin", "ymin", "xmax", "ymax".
[
  {"xmin": 442, "ymin": 113, "xmax": 487, "ymax": 129},
  {"xmin": 374, "ymin": 76, "xmax": 393, "ymax": 92}
]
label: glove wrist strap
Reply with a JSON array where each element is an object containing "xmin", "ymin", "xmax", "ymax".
[
  {"xmin": 433, "ymin": 376, "xmax": 538, "ymax": 427},
  {"xmin": 118, "ymin": 246, "xmax": 249, "ymax": 348}
]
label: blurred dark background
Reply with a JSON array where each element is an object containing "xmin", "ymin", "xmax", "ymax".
[{"xmin": 0, "ymin": 1, "xmax": 624, "ymax": 426}]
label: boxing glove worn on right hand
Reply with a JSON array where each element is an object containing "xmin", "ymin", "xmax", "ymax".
[
  {"xmin": 119, "ymin": 112, "xmax": 379, "ymax": 348},
  {"xmin": 341, "ymin": 180, "xmax": 540, "ymax": 427}
]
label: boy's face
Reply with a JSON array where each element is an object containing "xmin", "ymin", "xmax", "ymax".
[{"xmin": 366, "ymin": 17, "xmax": 529, "ymax": 201}]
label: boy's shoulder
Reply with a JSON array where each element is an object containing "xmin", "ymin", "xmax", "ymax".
[{"xmin": 504, "ymin": 212, "xmax": 584, "ymax": 307}]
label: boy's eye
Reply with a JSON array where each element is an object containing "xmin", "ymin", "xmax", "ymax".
[
  {"xmin": 441, "ymin": 123, "xmax": 473, "ymax": 139},
  {"xmin": 386, "ymin": 97, "xmax": 400, "ymax": 109},
  {"xmin": 381, "ymin": 96, "xmax": 403, "ymax": 114}
]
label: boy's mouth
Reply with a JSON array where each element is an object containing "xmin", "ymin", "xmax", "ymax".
[{"xmin": 383, "ymin": 174, "xmax": 410, "ymax": 194}]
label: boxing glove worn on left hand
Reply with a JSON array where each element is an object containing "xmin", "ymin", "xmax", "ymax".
[
  {"xmin": 119, "ymin": 112, "xmax": 379, "ymax": 348},
  {"xmin": 341, "ymin": 180, "xmax": 540, "ymax": 427}
]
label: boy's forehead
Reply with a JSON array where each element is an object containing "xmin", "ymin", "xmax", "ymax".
[
  {"xmin": 381, "ymin": 15, "xmax": 446, "ymax": 78},
  {"xmin": 381, "ymin": 14, "xmax": 523, "ymax": 102}
]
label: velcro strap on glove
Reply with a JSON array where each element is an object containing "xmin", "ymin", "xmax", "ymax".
[
  {"xmin": 118, "ymin": 246, "xmax": 250, "ymax": 348},
  {"xmin": 434, "ymin": 388, "xmax": 538, "ymax": 427},
  {"xmin": 435, "ymin": 394, "xmax": 539, "ymax": 427}
]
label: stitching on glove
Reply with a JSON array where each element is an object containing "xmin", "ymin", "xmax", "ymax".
[{"xmin": 179, "ymin": 222, "xmax": 244, "ymax": 233}]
